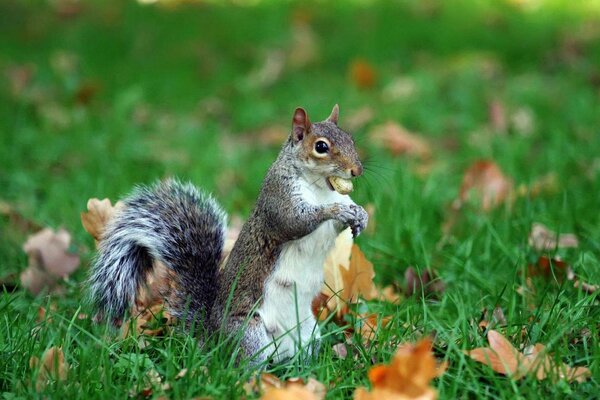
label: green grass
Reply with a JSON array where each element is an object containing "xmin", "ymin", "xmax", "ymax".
[{"xmin": 1, "ymin": 0, "xmax": 599, "ymax": 398}]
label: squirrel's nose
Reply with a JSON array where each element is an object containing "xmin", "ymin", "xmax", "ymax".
[{"xmin": 350, "ymin": 164, "xmax": 363, "ymax": 177}]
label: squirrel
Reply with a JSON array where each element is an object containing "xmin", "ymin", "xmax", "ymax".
[{"xmin": 88, "ymin": 105, "xmax": 368, "ymax": 365}]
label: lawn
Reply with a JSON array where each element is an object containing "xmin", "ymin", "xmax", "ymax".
[{"xmin": 1, "ymin": 0, "xmax": 599, "ymax": 398}]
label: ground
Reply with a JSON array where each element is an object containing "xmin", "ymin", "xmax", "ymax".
[{"xmin": 1, "ymin": 0, "xmax": 599, "ymax": 398}]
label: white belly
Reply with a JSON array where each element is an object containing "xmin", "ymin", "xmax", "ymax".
[{"xmin": 258, "ymin": 177, "xmax": 355, "ymax": 362}]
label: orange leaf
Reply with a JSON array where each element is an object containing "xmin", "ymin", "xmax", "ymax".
[
  {"xmin": 349, "ymin": 59, "xmax": 377, "ymax": 89},
  {"xmin": 354, "ymin": 338, "xmax": 443, "ymax": 400},
  {"xmin": 466, "ymin": 330, "xmax": 591, "ymax": 382},
  {"xmin": 341, "ymin": 245, "xmax": 378, "ymax": 303},
  {"xmin": 261, "ymin": 386, "xmax": 320, "ymax": 400},
  {"xmin": 29, "ymin": 346, "xmax": 69, "ymax": 390}
]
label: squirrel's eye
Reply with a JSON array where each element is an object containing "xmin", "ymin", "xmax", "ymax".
[{"xmin": 315, "ymin": 140, "xmax": 329, "ymax": 154}]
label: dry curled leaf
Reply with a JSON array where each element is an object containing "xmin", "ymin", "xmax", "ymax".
[
  {"xmin": 354, "ymin": 338, "xmax": 444, "ymax": 400},
  {"xmin": 528, "ymin": 223, "xmax": 578, "ymax": 252},
  {"xmin": 369, "ymin": 122, "xmax": 431, "ymax": 159},
  {"xmin": 29, "ymin": 346, "xmax": 69, "ymax": 391},
  {"xmin": 81, "ymin": 198, "xmax": 124, "ymax": 245},
  {"xmin": 20, "ymin": 228, "xmax": 80, "ymax": 295},
  {"xmin": 466, "ymin": 330, "xmax": 591, "ymax": 382}
]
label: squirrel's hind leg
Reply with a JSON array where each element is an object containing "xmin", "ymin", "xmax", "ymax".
[{"xmin": 226, "ymin": 314, "xmax": 273, "ymax": 367}]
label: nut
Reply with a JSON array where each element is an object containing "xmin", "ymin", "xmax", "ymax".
[{"xmin": 327, "ymin": 176, "xmax": 353, "ymax": 195}]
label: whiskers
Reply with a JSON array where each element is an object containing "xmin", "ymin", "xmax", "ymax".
[{"xmin": 359, "ymin": 157, "xmax": 393, "ymax": 192}]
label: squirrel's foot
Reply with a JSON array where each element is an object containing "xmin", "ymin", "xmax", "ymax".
[{"xmin": 334, "ymin": 204, "xmax": 368, "ymax": 238}]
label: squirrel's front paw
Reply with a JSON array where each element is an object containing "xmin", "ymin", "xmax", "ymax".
[{"xmin": 334, "ymin": 204, "xmax": 368, "ymax": 238}]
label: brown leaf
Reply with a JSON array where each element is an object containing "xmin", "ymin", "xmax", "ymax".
[
  {"xmin": 488, "ymin": 100, "xmax": 507, "ymax": 133},
  {"xmin": 22, "ymin": 228, "xmax": 80, "ymax": 277},
  {"xmin": 20, "ymin": 228, "xmax": 80, "ymax": 295},
  {"xmin": 349, "ymin": 59, "xmax": 377, "ymax": 89},
  {"xmin": 81, "ymin": 198, "xmax": 124, "ymax": 245},
  {"xmin": 369, "ymin": 122, "xmax": 431, "ymax": 159},
  {"xmin": 355, "ymin": 314, "xmax": 391, "ymax": 341},
  {"xmin": 332, "ymin": 343, "xmax": 348, "ymax": 359},
  {"xmin": 29, "ymin": 346, "xmax": 69, "ymax": 390},
  {"xmin": 353, "ymin": 338, "xmax": 443, "ymax": 400},
  {"xmin": 122, "ymin": 303, "xmax": 175, "ymax": 339},
  {"xmin": 528, "ymin": 223, "xmax": 579, "ymax": 252},
  {"xmin": 466, "ymin": 330, "xmax": 591, "ymax": 382},
  {"xmin": 478, "ymin": 307, "xmax": 507, "ymax": 330},
  {"xmin": 453, "ymin": 160, "xmax": 513, "ymax": 212},
  {"xmin": 405, "ymin": 267, "xmax": 445, "ymax": 297},
  {"xmin": 573, "ymin": 280, "xmax": 599, "ymax": 294},
  {"xmin": 528, "ymin": 256, "xmax": 570, "ymax": 278},
  {"xmin": 468, "ymin": 330, "xmax": 521, "ymax": 376}
]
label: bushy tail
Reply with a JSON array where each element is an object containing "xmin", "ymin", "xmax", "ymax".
[{"xmin": 88, "ymin": 179, "xmax": 227, "ymax": 320}]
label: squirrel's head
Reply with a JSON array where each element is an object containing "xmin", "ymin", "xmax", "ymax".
[{"xmin": 289, "ymin": 105, "xmax": 363, "ymax": 186}]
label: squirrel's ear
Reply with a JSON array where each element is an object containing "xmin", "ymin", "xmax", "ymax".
[
  {"xmin": 326, "ymin": 104, "xmax": 339, "ymax": 125},
  {"xmin": 292, "ymin": 107, "xmax": 311, "ymax": 142}
]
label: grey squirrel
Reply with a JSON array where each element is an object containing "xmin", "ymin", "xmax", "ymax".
[{"xmin": 88, "ymin": 105, "xmax": 368, "ymax": 365}]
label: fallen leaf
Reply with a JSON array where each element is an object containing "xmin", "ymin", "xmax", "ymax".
[
  {"xmin": 332, "ymin": 343, "xmax": 348, "ymax": 359},
  {"xmin": 345, "ymin": 106, "xmax": 375, "ymax": 132},
  {"xmin": 261, "ymin": 386, "xmax": 320, "ymax": 400},
  {"xmin": 528, "ymin": 223, "xmax": 578, "ymax": 252},
  {"xmin": 122, "ymin": 303, "xmax": 175, "ymax": 339},
  {"xmin": 175, "ymin": 368, "xmax": 188, "ymax": 380},
  {"xmin": 341, "ymin": 245, "xmax": 378, "ymax": 303},
  {"xmin": 29, "ymin": 346, "xmax": 69, "ymax": 390},
  {"xmin": 404, "ymin": 267, "xmax": 445, "ymax": 297},
  {"xmin": 244, "ymin": 50, "xmax": 285, "ymax": 89},
  {"xmin": 20, "ymin": 228, "xmax": 80, "ymax": 295},
  {"xmin": 573, "ymin": 280, "xmax": 598, "ymax": 294},
  {"xmin": 349, "ymin": 59, "xmax": 377, "ymax": 89},
  {"xmin": 467, "ymin": 330, "xmax": 521, "ymax": 376},
  {"xmin": 453, "ymin": 160, "xmax": 514, "ymax": 212},
  {"xmin": 369, "ymin": 122, "xmax": 431, "ymax": 159},
  {"xmin": 528, "ymin": 255, "xmax": 570, "ymax": 278},
  {"xmin": 478, "ymin": 307, "xmax": 507, "ymax": 330},
  {"xmin": 246, "ymin": 374, "xmax": 325, "ymax": 400},
  {"xmin": 81, "ymin": 198, "xmax": 124, "ymax": 245},
  {"xmin": 354, "ymin": 338, "xmax": 444, "ymax": 400},
  {"xmin": 382, "ymin": 77, "xmax": 417, "ymax": 102},
  {"xmin": 288, "ymin": 20, "xmax": 319, "ymax": 69},
  {"xmin": 5, "ymin": 63, "xmax": 36, "ymax": 98},
  {"xmin": 488, "ymin": 99, "xmax": 507, "ymax": 133},
  {"xmin": 355, "ymin": 314, "xmax": 392, "ymax": 341},
  {"xmin": 22, "ymin": 228, "xmax": 79, "ymax": 277},
  {"xmin": 466, "ymin": 330, "xmax": 591, "ymax": 382}
]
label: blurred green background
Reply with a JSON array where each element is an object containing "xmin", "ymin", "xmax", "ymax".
[{"xmin": 1, "ymin": 0, "xmax": 600, "ymax": 397}]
